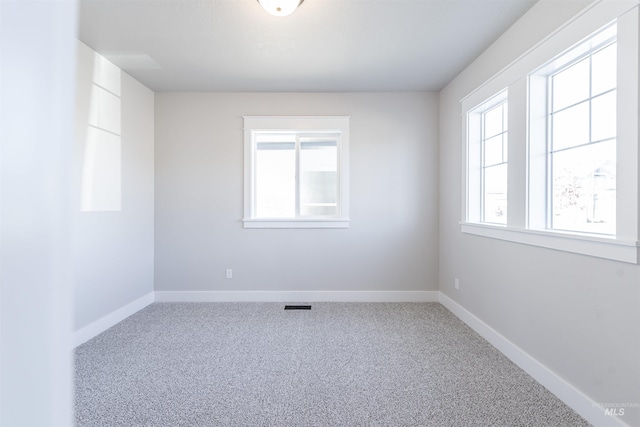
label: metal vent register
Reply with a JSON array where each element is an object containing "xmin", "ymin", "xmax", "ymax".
[{"xmin": 284, "ymin": 305, "xmax": 311, "ymax": 310}]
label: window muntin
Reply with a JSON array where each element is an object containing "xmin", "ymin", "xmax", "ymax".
[
  {"xmin": 548, "ymin": 31, "xmax": 617, "ymax": 235},
  {"xmin": 481, "ymin": 101, "xmax": 508, "ymax": 224}
]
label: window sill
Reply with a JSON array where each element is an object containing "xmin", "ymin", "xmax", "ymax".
[
  {"xmin": 460, "ymin": 222, "xmax": 639, "ymax": 264},
  {"xmin": 243, "ymin": 218, "xmax": 350, "ymax": 229}
]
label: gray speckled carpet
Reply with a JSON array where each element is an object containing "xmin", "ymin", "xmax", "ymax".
[{"xmin": 75, "ymin": 303, "xmax": 591, "ymax": 426}]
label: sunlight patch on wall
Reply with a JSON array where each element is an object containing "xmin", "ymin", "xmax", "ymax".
[
  {"xmin": 81, "ymin": 51, "xmax": 122, "ymax": 211},
  {"xmin": 81, "ymin": 128, "xmax": 121, "ymax": 211}
]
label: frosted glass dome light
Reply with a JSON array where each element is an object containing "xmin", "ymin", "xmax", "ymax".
[{"xmin": 257, "ymin": 0, "xmax": 304, "ymax": 17}]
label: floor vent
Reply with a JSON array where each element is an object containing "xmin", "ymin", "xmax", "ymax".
[{"xmin": 284, "ymin": 305, "xmax": 312, "ymax": 310}]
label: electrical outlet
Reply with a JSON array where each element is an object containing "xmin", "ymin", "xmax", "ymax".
[
  {"xmin": 225, "ymin": 269, "xmax": 233, "ymax": 279},
  {"xmin": 454, "ymin": 278, "xmax": 460, "ymax": 290}
]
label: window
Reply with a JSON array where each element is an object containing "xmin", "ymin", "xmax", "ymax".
[
  {"xmin": 460, "ymin": 3, "xmax": 639, "ymax": 264},
  {"xmin": 543, "ymin": 25, "xmax": 617, "ymax": 235},
  {"xmin": 466, "ymin": 90, "xmax": 508, "ymax": 225},
  {"xmin": 243, "ymin": 116, "xmax": 350, "ymax": 228},
  {"xmin": 254, "ymin": 133, "xmax": 339, "ymax": 218},
  {"xmin": 482, "ymin": 100, "xmax": 508, "ymax": 224}
]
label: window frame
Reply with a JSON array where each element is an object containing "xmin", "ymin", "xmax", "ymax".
[
  {"xmin": 243, "ymin": 116, "xmax": 350, "ymax": 229},
  {"xmin": 535, "ymin": 25, "xmax": 617, "ymax": 236},
  {"xmin": 466, "ymin": 90, "xmax": 509, "ymax": 225},
  {"xmin": 460, "ymin": 3, "xmax": 640, "ymax": 264}
]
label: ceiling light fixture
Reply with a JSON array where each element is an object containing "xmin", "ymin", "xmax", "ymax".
[{"xmin": 257, "ymin": 0, "xmax": 304, "ymax": 17}]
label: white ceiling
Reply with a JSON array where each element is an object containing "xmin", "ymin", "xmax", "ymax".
[{"xmin": 78, "ymin": 0, "xmax": 538, "ymax": 92}]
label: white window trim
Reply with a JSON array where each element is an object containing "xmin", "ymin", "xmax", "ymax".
[
  {"xmin": 461, "ymin": 222, "xmax": 639, "ymax": 264},
  {"xmin": 243, "ymin": 116, "xmax": 350, "ymax": 229},
  {"xmin": 460, "ymin": 1, "xmax": 640, "ymax": 264}
]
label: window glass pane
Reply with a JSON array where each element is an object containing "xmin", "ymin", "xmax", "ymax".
[
  {"xmin": 483, "ymin": 163, "xmax": 507, "ymax": 224},
  {"xmin": 484, "ymin": 104, "xmax": 503, "ymax": 138},
  {"xmin": 483, "ymin": 135, "xmax": 503, "ymax": 166},
  {"xmin": 591, "ymin": 91, "xmax": 616, "ymax": 142},
  {"xmin": 255, "ymin": 143, "xmax": 295, "ymax": 218},
  {"xmin": 552, "ymin": 58, "xmax": 589, "ymax": 111},
  {"xmin": 592, "ymin": 43, "xmax": 616, "ymax": 96},
  {"xmin": 503, "ymin": 134, "xmax": 508, "ymax": 162},
  {"xmin": 503, "ymin": 103, "xmax": 508, "ymax": 131},
  {"xmin": 551, "ymin": 140, "xmax": 616, "ymax": 235},
  {"xmin": 300, "ymin": 140, "xmax": 338, "ymax": 217},
  {"xmin": 552, "ymin": 101, "xmax": 589, "ymax": 151}
]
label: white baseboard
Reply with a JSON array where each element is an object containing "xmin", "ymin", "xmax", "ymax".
[
  {"xmin": 73, "ymin": 292, "xmax": 155, "ymax": 348},
  {"xmin": 438, "ymin": 292, "xmax": 629, "ymax": 427},
  {"xmin": 154, "ymin": 290, "xmax": 439, "ymax": 303}
]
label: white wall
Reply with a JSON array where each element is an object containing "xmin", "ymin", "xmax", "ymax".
[
  {"xmin": 155, "ymin": 93, "xmax": 438, "ymax": 297},
  {"xmin": 74, "ymin": 43, "xmax": 155, "ymax": 331},
  {"xmin": 439, "ymin": 1, "xmax": 640, "ymax": 426},
  {"xmin": 0, "ymin": 1, "xmax": 77, "ymax": 424}
]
